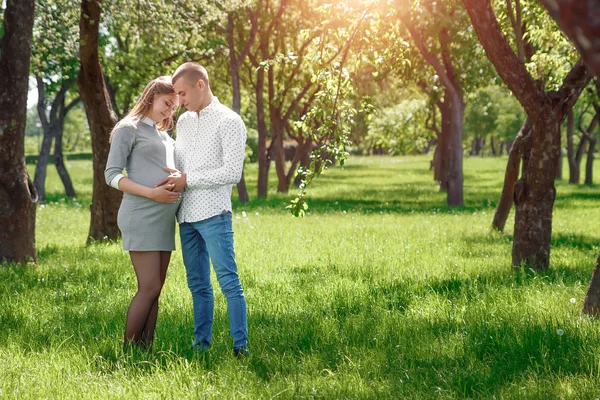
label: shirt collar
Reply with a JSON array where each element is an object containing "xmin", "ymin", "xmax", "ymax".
[
  {"xmin": 194, "ymin": 97, "xmax": 220, "ymax": 116},
  {"xmin": 140, "ymin": 116, "xmax": 156, "ymax": 127}
]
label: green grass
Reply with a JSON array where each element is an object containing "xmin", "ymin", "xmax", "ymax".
[{"xmin": 2, "ymin": 155, "xmax": 600, "ymax": 399}]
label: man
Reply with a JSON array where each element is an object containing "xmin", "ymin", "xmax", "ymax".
[{"xmin": 157, "ymin": 62, "xmax": 248, "ymax": 357}]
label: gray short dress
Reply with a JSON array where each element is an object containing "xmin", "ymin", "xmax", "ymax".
[{"xmin": 104, "ymin": 119, "xmax": 181, "ymax": 251}]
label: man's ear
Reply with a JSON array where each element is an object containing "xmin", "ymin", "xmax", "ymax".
[{"xmin": 197, "ymin": 79, "xmax": 205, "ymax": 90}]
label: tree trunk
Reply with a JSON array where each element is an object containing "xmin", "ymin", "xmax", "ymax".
[
  {"xmin": 434, "ymin": 97, "xmax": 451, "ymax": 191},
  {"xmin": 53, "ymin": 120, "xmax": 76, "ymax": 198},
  {"xmin": 33, "ymin": 124, "xmax": 55, "ymax": 202},
  {"xmin": 512, "ymin": 109, "xmax": 560, "ymax": 270},
  {"xmin": 581, "ymin": 111, "xmax": 599, "ymax": 185},
  {"xmin": 470, "ymin": 137, "xmax": 484, "ymax": 156},
  {"xmin": 230, "ymin": 66, "xmax": 249, "ymax": 204},
  {"xmin": 0, "ymin": 0, "xmax": 37, "ymax": 264},
  {"xmin": 555, "ymin": 149, "xmax": 563, "ymax": 180},
  {"xmin": 583, "ymin": 253, "xmax": 600, "ymax": 315},
  {"xmin": 227, "ymin": 16, "xmax": 250, "ymax": 204},
  {"xmin": 566, "ymin": 109, "xmax": 579, "ymax": 183},
  {"xmin": 492, "ymin": 119, "xmax": 531, "ymax": 232},
  {"xmin": 470, "ymin": 138, "xmax": 477, "ymax": 155},
  {"xmin": 490, "ymin": 136, "xmax": 497, "ymax": 155},
  {"xmin": 34, "ymin": 78, "xmax": 77, "ymax": 201},
  {"xmin": 585, "ymin": 136, "xmax": 596, "ymax": 185},
  {"xmin": 78, "ymin": 0, "xmax": 121, "ymax": 242},
  {"xmin": 236, "ymin": 171, "xmax": 249, "ymax": 203},
  {"xmin": 463, "ymin": 0, "xmax": 591, "ymax": 271},
  {"xmin": 447, "ymin": 93, "xmax": 464, "ymax": 207},
  {"xmin": 272, "ymin": 122, "xmax": 288, "ymax": 193},
  {"xmin": 293, "ymin": 138, "xmax": 314, "ymax": 187},
  {"xmin": 256, "ymin": 67, "xmax": 269, "ymax": 199}
]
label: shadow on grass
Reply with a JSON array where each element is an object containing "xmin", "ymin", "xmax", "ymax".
[
  {"xmin": 552, "ymin": 233, "xmax": 600, "ymax": 252},
  {"xmin": 393, "ymin": 315, "xmax": 594, "ymax": 397},
  {"xmin": 2, "ymin": 249, "xmax": 599, "ymax": 398}
]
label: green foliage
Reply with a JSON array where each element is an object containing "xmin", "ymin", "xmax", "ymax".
[
  {"xmin": 101, "ymin": 0, "xmax": 238, "ymax": 116},
  {"xmin": 493, "ymin": 87, "xmax": 527, "ymax": 141},
  {"xmin": 288, "ymin": 63, "xmax": 358, "ymax": 217},
  {"xmin": 4, "ymin": 156, "xmax": 600, "ymax": 398},
  {"xmin": 464, "ymin": 87, "xmax": 498, "ymax": 140},
  {"xmin": 366, "ymin": 96, "xmax": 433, "ymax": 155},
  {"xmin": 493, "ymin": 0, "xmax": 579, "ymax": 91},
  {"xmin": 464, "ymin": 85, "xmax": 525, "ymax": 142},
  {"xmin": 31, "ymin": 0, "xmax": 80, "ymax": 90}
]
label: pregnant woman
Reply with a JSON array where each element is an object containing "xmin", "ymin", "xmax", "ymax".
[{"xmin": 105, "ymin": 76, "xmax": 181, "ymax": 350}]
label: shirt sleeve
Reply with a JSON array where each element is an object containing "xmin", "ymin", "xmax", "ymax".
[
  {"xmin": 174, "ymin": 121, "xmax": 184, "ymax": 172},
  {"xmin": 186, "ymin": 114, "xmax": 247, "ymax": 189},
  {"xmin": 104, "ymin": 126, "xmax": 135, "ymax": 187}
]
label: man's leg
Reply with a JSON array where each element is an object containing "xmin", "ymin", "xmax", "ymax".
[
  {"xmin": 179, "ymin": 222, "xmax": 214, "ymax": 349},
  {"xmin": 201, "ymin": 213, "xmax": 248, "ymax": 351}
]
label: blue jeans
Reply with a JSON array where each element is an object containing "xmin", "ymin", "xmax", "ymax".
[{"xmin": 179, "ymin": 212, "xmax": 248, "ymax": 349}]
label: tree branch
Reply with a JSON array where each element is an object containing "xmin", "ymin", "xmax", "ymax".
[
  {"xmin": 506, "ymin": 0, "xmax": 525, "ymax": 62},
  {"xmin": 556, "ymin": 59, "xmax": 592, "ymax": 116},
  {"xmin": 402, "ymin": 18, "xmax": 462, "ymax": 103},
  {"xmin": 538, "ymin": 0, "xmax": 600, "ymax": 77},
  {"xmin": 462, "ymin": 0, "xmax": 545, "ymax": 116}
]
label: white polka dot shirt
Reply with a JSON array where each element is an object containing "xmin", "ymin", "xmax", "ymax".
[{"xmin": 174, "ymin": 97, "xmax": 247, "ymax": 223}]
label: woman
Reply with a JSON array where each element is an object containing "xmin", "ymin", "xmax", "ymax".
[{"xmin": 104, "ymin": 76, "xmax": 181, "ymax": 350}]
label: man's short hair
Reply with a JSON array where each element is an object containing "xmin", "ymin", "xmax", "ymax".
[{"xmin": 172, "ymin": 62, "xmax": 210, "ymax": 87}]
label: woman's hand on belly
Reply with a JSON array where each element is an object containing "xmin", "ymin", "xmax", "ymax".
[{"xmin": 149, "ymin": 185, "xmax": 182, "ymax": 203}]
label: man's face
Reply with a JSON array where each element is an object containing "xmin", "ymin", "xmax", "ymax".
[{"xmin": 174, "ymin": 78, "xmax": 205, "ymax": 112}]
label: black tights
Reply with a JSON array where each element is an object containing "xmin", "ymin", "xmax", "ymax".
[{"xmin": 124, "ymin": 251, "xmax": 171, "ymax": 349}]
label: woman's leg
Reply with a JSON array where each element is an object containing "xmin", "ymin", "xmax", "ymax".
[
  {"xmin": 140, "ymin": 251, "xmax": 171, "ymax": 347},
  {"xmin": 124, "ymin": 251, "xmax": 163, "ymax": 348}
]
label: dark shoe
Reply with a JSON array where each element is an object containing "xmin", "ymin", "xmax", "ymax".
[
  {"xmin": 234, "ymin": 346, "xmax": 249, "ymax": 359},
  {"xmin": 192, "ymin": 343, "xmax": 211, "ymax": 352}
]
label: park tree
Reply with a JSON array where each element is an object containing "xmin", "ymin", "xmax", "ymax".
[
  {"xmin": 31, "ymin": 0, "xmax": 80, "ymax": 201},
  {"xmin": 219, "ymin": 2, "xmax": 258, "ymax": 202},
  {"xmin": 540, "ymin": 0, "xmax": 600, "ymax": 319},
  {"xmin": 395, "ymin": 0, "xmax": 490, "ymax": 206},
  {"xmin": 565, "ymin": 82, "xmax": 599, "ymax": 184},
  {"xmin": 78, "ymin": 0, "xmax": 121, "ymax": 242},
  {"xmin": 236, "ymin": 0, "xmax": 374, "ymax": 198},
  {"xmin": 463, "ymin": 0, "xmax": 591, "ymax": 270},
  {"xmin": 244, "ymin": 0, "xmax": 323, "ymax": 196},
  {"xmin": 491, "ymin": 1, "xmax": 586, "ymax": 232},
  {"xmin": 0, "ymin": 0, "xmax": 37, "ymax": 263}
]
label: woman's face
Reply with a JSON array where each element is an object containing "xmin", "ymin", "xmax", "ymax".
[{"xmin": 149, "ymin": 93, "xmax": 178, "ymax": 123}]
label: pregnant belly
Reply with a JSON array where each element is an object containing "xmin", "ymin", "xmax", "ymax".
[{"xmin": 122, "ymin": 192, "xmax": 182, "ymax": 209}]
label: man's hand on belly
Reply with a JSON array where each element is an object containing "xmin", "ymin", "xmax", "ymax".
[{"xmin": 155, "ymin": 167, "xmax": 187, "ymax": 191}]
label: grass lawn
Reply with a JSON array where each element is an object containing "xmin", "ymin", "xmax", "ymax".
[{"xmin": 2, "ymin": 155, "xmax": 600, "ymax": 399}]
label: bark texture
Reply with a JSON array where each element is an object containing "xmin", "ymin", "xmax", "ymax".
[
  {"xmin": 78, "ymin": 0, "xmax": 121, "ymax": 241},
  {"xmin": 0, "ymin": 0, "xmax": 38, "ymax": 263},
  {"xmin": 464, "ymin": 0, "xmax": 590, "ymax": 270}
]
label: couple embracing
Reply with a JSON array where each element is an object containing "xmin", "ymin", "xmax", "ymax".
[{"xmin": 104, "ymin": 62, "xmax": 249, "ymax": 358}]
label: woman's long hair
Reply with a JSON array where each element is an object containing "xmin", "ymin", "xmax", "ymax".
[{"xmin": 110, "ymin": 76, "xmax": 176, "ymax": 139}]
